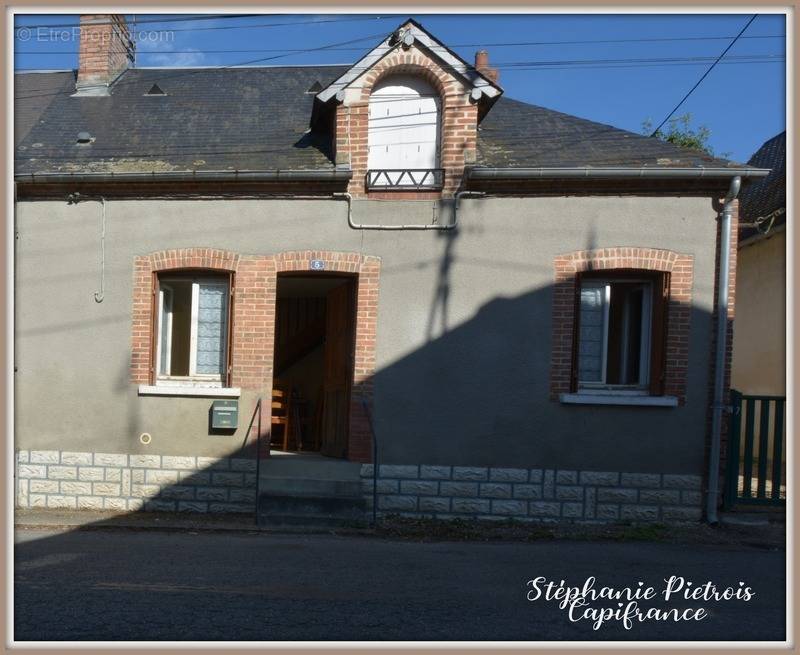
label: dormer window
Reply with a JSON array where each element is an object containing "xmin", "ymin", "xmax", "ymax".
[{"xmin": 366, "ymin": 75, "xmax": 442, "ymax": 190}]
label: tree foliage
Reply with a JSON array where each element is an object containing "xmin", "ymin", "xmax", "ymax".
[{"xmin": 642, "ymin": 113, "xmax": 716, "ymax": 155}]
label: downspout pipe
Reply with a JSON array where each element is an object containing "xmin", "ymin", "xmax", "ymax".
[
  {"xmin": 706, "ymin": 175, "xmax": 741, "ymax": 525},
  {"xmin": 337, "ymin": 189, "xmax": 485, "ymax": 230}
]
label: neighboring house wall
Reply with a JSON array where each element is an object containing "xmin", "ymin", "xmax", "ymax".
[
  {"xmin": 731, "ymin": 229, "xmax": 786, "ymax": 395},
  {"xmin": 15, "ymin": 195, "xmax": 721, "ymax": 518}
]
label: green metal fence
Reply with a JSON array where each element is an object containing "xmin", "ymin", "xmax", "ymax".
[{"xmin": 724, "ymin": 390, "xmax": 786, "ymax": 509}]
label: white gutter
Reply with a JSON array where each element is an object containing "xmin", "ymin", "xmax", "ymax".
[
  {"xmin": 706, "ymin": 175, "xmax": 741, "ymax": 524},
  {"xmin": 466, "ymin": 166, "xmax": 770, "ymax": 180},
  {"xmin": 14, "ymin": 170, "xmax": 353, "ymax": 184}
]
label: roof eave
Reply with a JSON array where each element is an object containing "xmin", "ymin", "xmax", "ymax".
[
  {"xmin": 14, "ymin": 169, "xmax": 352, "ymax": 185},
  {"xmin": 466, "ymin": 166, "xmax": 772, "ymax": 181}
]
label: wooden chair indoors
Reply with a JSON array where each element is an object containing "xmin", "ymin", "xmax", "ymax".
[{"xmin": 271, "ymin": 381, "xmax": 293, "ymax": 451}]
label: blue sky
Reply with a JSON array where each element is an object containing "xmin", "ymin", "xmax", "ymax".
[{"xmin": 14, "ymin": 13, "xmax": 786, "ymax": 163}]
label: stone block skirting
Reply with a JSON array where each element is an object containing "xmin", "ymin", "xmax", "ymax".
[
  {"xmin": 16, "ymin": 450, "xmax": 256, "ymax": 514},
  {"xmin": 360, "ymin": 464, "xmax": 703, "ymax": 523}
]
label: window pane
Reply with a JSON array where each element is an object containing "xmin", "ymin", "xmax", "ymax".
[
  {"xmin": 195, "ymin": 284, "xmax": 228, "ymax": 375},
  {"xmin": 158, "ymin": 287, "xmax": 172, "ymax": 375},
  {"xmin": 170, "ymin": 282, "xmax": 193, "ymax": 376},
  {"xmin": 607, "ymin": 283, "xmax": 647, "ymax": 385},
  {"xmin": 578, "ymin": 284, "xmax": 606, "ymax": 382}
]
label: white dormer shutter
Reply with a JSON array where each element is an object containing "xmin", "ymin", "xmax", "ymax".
[{"xmin": 368, "ymin": 75, "xmax": 440, "ymax": 186}]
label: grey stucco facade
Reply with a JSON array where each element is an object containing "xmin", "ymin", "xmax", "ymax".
[{"xmin": 15, "ymin": 196, "xmax": 718, "ymax": 509}]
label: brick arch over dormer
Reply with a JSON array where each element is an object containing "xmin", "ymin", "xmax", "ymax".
[
  {"xmin": 549, "ymin": 247, "xmax": 695, "ymax": 403},
  {"xmin": 130, "ymin": 248, "xmax": 380, "ymax": 462},
  {"xmin": 335, "ymin": 47, "xmax": 478, "ymax": 198}
]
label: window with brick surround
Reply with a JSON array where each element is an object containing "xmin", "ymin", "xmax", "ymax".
[
  {"xmin": 575, "ymin": 270, "xmax": 668, "ymax": 395},
  {"xmin": 550, "ymin": 248, "xmax": 693, "ymax": 405},
  {"xmin": 155, "ymin": 272, "xmax": 233, "ymax": 388},
  {"xmin": 366, "ymin": 75, "xmax": 442, "ymax": 190}
]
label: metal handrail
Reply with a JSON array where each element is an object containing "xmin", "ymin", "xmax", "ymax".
[
  {"xmin": 359, "ymin": 395, "xmax": 379, "ymax": 528},
  {"xmin": 243, "ymin": 397, "xmax": 263, "ymax": 524}
]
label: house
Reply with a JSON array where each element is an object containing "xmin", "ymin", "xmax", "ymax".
[
  {"xmin": 14, "ymin": 15, "xmax": 770, "ymax": 524},
  {"xmin": 731, "ymin": 131, "xmax": 786, "ymax": 397}
]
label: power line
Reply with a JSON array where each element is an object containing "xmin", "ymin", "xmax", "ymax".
[
  {"xmin": 494, "ymin": 54, "xmax": 782, "ymax": 67},
  {"xmin": 15, "ymin": 14, "xmax": 395, "ymax": 33},
  {"xmin": 136, "ymin": 15, "xmax": 395, "ymax": 33},
  {"xmin": 14, "ymin": 14, "xmax": 260, "ymax": 30},
  {"xmin": 13, "ymin": 52, "xmax": 784, "ymax": 95},
  {"xmin": 506, "ymin": 59, "xmax": 783, "ymax": 72},
  {"xmin": 453, "ymin": 34, "xmax": 783, "ymax": 48},
  {"xmin": 14, "ymin": 33, "xmax": 786, "ymax": 54},
  {"xmin": 13, "ymin": 31, "xmax": 390, "ymax": 100},
  {"xmin": 15, "ymin": 53, "xmax": 784, "ymax": 73},
  {"xmin": 12, "ymin": 60, "xmax": 784, "ymax": 75},
  {"xmin": 649, "ymin": 14, "xmax": 758, "ymax": 136}
]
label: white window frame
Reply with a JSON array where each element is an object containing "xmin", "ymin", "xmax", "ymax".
[
  {"xmin": 156, "ymin": 275, "xmax": 229, "ymax": 388},
  {"xmin": 577, "ymin": 277, "xmax": 653, "ymax": 394}
]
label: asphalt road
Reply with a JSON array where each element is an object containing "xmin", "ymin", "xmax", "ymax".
[{"xmin": 14, "ymin": 528, "xmax": 785, "ymax": 642}]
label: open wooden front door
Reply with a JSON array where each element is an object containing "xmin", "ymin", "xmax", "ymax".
[{"xmin": 319, "ymin": 280, "xmax": 355, "ymax": 458}]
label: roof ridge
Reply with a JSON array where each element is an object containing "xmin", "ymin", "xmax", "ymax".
[{"xmin": 14, "ymin": 69, "xmax": 75, "ymax": 74}]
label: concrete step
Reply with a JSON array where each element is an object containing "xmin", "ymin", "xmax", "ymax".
[
  {"xmin": 256, "ymin": 456, "xmax": 367, "ymax": 527},
  {"xmin": 259, "ymin": 456, "xmax": 362, "ymax": 481},
  {"xmin": 258, "ymin": 493, "xmax": 367, "ymax": 527},
  {"xmin": 259, "ymin": 476, "xmax": 363, "ymax": 499}
]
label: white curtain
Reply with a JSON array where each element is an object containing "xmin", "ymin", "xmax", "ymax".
[{"xmin": 196, "ymin": 284, "xmax": 227, "ymax": 375}]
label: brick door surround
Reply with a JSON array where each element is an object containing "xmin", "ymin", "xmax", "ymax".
[{"xmin": 131, "ymin": 248, "xmax": 380, "ymax": 462}]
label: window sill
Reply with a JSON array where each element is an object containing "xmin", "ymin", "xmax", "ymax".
[
  {"xmin": 138, "ymin": 385, "xmax": 241, "ymax": 398},
  {"xmin": 559, "ymin": 393, "xmax": 678, "ymax": 407}
]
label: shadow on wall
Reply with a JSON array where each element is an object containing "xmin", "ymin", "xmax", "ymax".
[
  {"xmin": 15, "ymin": 199, "xmax": 726, "ymax": 509},
  {"xmin": 16, "ymin": 273, "xmax": 717, "ymax": 506},
  {"xmin": 14, "ymin": 206, "xmax": 742, "ymax": 641},
  {"xmin": 12, "ymin": 281, "xmax": 725, "ymax": 640},
  {"xmin": 369, "ymin": 287, "xmax": 715, "ymax": 472}
]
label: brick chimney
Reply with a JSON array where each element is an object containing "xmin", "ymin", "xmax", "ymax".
[
  {"xmin": 474, "ymin": 49, "xmax": 499, "ymax": 83},
  {"xmin": 75, "ymin": 14, "xmax": 134, "ymax": 95}
]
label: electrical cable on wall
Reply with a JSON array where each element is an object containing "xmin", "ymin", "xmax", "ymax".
[{"xmin": 94, "ymin": 198, "xmax": 106, "ymax": 303}]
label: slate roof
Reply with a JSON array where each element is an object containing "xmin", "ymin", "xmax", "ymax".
[
  {"xmin": 14, "ymin": 70, "xmax": 75, "ymax": 147},
  {"xmin": 476, "ymin": 96, "xmax": 737, "ymax": 168},
  {"xmin": 738, "ymin": 131, "xmax": 786, "ymax": 240},
  {"xmin": 15, "ymin": 65, "xmax": 745, "ymax": 176},
  {"xmin": 15, "ymin": 66, "xmax": 345, "ymax": 174}
]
